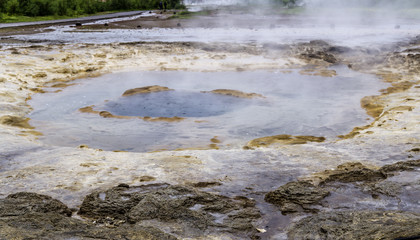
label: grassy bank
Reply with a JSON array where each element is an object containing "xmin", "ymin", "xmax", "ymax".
[{"xmin": 0, "ymin": 11, "xmax": 124, "ymax": 23}]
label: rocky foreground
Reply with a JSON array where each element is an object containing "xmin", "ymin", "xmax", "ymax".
[{"xmin": 0, "ymin": 32, "xmax": 419, "ymax": 239}]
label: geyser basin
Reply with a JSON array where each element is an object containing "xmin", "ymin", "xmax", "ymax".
[
  {"xmin": 101, "ymin": 90, "xmax": 250, "ymax": 118},
  {"xmin": 28, "ymin": 68, "xmax": 387, "ymax": 152}
]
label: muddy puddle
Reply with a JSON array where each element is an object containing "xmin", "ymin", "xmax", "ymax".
[{"xmin": 28, "ymin": 66, "xmax": 387, "ymax": 152}]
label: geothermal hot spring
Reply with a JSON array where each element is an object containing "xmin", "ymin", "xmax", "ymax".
[
  {"xmin": 2, "ymin": 0, "xmax": 420, "ymax": 239},
  {"xmin": 28, "ymin": 68, "xmax": 387, "ymax": 152},
  {"xmin": 24, "ymin": 0, "xmax": 417, "ymax": 152}
]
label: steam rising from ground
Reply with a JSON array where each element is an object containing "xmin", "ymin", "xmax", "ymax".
[
  {"xmin": 185, "ymin": 0, "xmax": 420, "ymax": 25},
  {"xmin": 303, "ymin": 0, "xmax": 420, "ymax": 26}
]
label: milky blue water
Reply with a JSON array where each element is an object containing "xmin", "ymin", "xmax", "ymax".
[{"xmin": 28, "ymin": 67, "xmax": 388, "ymax": 152}]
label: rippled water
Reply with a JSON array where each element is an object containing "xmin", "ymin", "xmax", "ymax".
[{"xmin": 28, "ymin": 67, "xmax": 387, "ymax": 152}]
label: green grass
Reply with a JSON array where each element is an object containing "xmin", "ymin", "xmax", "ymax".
[{"xmin": 0, "ymin": 11, "xmax": 124, "ymax": 23}]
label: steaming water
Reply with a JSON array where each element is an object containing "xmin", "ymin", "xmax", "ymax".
[
  {"xmin": 28, "ymin": 67, "xmax": 387, "ymax": 152},
  {"xmin": 11, "ymin": 7, "xmax": 419, "ymax": 48},
  {"xmin": 102, "ymin": 91, "xmax": 249, "ymax": 118}
]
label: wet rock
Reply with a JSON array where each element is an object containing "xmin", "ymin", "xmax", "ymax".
[
  {"xmin": 319, "ymin": 162, "xmax": 387, "ymax": 184},
  {"xmin": 79, "ymin": 184, "xmax": 261, "ymax": 238},
  {"xmin": 301, "ymin": 50, "xmax": 338, "ymax": 64},
  {"xmin": 288, "ymin": 211, "xmax": 420, "ymax": 240},
  {"xmin": 327, "ymin": 45, "xmax": 352, "ymax": 54},
  {"xmin": 380, "ymin": 159, "xmax": 420, "ymax": 173},
  {"xmin": 0, "ymin": 213, "xmax": 176, "ymax": 240},
  {"xmin": 122, "ymin": 85, "xmax": 173, "ymax": 97},
  {"xmin": 308, "ymin": 40, "xmax": 330, "ymax": 47},
  {"xmin": 1, "ymin": 192, "xmax": 72, "ymax": 217},
  {"xmin": 265, "ymin": 181, "xmax": 330, "ymax": 213},
  {"xmin": 244, "ymin": 135, "xmax": 325, "ymax": 149},
  {"xmin": 266, "ymin": 160, "xmax": 419, "ymax": 214},
  {"xmin": 0, "ymin": 192, "xmax": 176, "ymax": 239},
  {"xmin": 191, "ymin": 181, "xmax": 222, "ymax": 188}
]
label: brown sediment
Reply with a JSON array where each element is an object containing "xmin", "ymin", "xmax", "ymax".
[
  {"xmin": 174, "ymin": 146, "xmax": 217, "ymax": 151},
  {"xmin": 0, "ymin": 115, "xmax": 34, "ymax": 129},
  {"xmin": 299, "ymin": 67, "xmax": 337, "ymax": 77},
  {"xmin": 79, "ymin": 106, "xmax": 99, "ymax": 114},
  {"xmin": 244, "ymin": 134, "xmax": 326, "ymax": 149},
  {"xmin": 98, "ymin": 111, "xmax": 133, "ymax": 119},
  {"xmin": 194, "ymin": 120, "xmax": 208, "ymax": 123},
  {"xmin": 360, "ymin": 95, "xmax": 385, "ymax": 118},
  {"xmin": 32, "ymin": 72, "xmax": 47, "ymax": 78},
  {"xmin": 202, "ymin": 89, "xmax": 264, "ymax": 98},
  {"xmin": 208, "ymin": 143, "xmax": 219, "ymax": 149},
  {"xmin": 380, "ymin": 81, "xmax": 415, "ymax": 94},
  {"xmin": 122, "ymin": 85, "xmax": 173, "ymax": 97},
  {"xmin": 143, "ymin": 116, "xmax": 185, "ymax": 122},
  {"xmin": 136, "ymin": 176, "xmax": 157, "ymax": 182},
  {"xmin": 19, "ymin": 130, "xmax": 43, "ymax": 136},
  {"xmin": 79, "ymin": 106, "xmax": 185, "ymax": 122},
  {"xmin": 50, "ymin": 83, "xmax": 76, "ymax": 88},
  {"xmin": 337, "ymin": 124, "xmax": 371, "ymax": 139},
  {"xmin": 377, "ymin": 72, "xmax": 402, "ymax": 83},
  {"xmin": 30, "ymin": 88, "xmax": 46, "ymax": 94},
  {"xmin": 359, "ymin": 77, "xmax": 416, "ymax": 119},
  {"xmin": 352, "ymin": 80, "xmax": 416, "ymax": 134}
]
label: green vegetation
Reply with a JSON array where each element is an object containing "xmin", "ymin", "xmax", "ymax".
[{"xmin": 0, "ymin": 0, "xmax": 184, "ymax": 21}]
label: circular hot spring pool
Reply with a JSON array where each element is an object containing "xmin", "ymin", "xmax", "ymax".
[{"xmin": 28, "ymin": 68, "xmax": 387, "ymax": 152}]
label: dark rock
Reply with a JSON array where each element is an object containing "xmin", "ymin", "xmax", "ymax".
[
  {"xmin": 0, "ymin": 192, "xmax": 176, "ymax": 239},
  {"xmin": 1, "ymin": 192, "xmax": 72, "ymax": 217},
  {"xmin": 264, "ymin": 181, "xmax": 330, "ymax": 213},
  {"xmin": 309, "ymin": 40, "xmax": 330, "ymax": 46},
  {"xmin": 191, "ymin": 181, "xmax": 222, "ymax": 188},
  {"xmin": 320, "ymin": 162, "xmax": 387, "ymax": 184},
  {"xmin": 75, "ymin": 22, "xmax": 82, "ymax": 27},
  {"xmin": 300, "ymin": 50, "xmax": 338, "ymax": 63},
  {"xmin": 79, "ymin": 184, "xmax": 261, "ymax": 238},
  {"xmin": 328, "ymin": 45, "xmax": 351, "ymax": 54},
  {"xmin": 380, "ymin": 159, "xmax": 420, "ymax": 173},
  {"xmin": 288, "ymin": 211, "xmax": 420, "ymax": 240},
  {"xmin": 410, "ymin": 148, "xmax": 420, "ymax": 152},
  {"xmin": 117, "ymin": 183, "xmax": 130, "ymax": 188}
]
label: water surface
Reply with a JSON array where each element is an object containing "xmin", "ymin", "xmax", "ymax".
[{"xmin": 29, "ymin": 67, "xmax": 387, "ymax": 152}]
